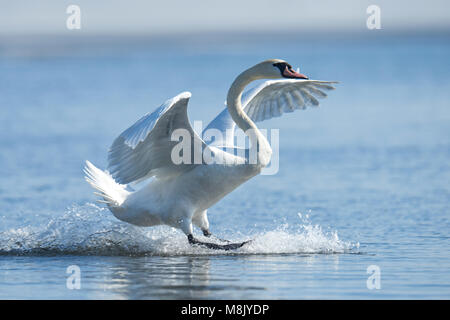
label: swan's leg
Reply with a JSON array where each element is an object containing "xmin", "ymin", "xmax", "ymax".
[
  {"xmin": 192, "ymin": 210, "xmax": 231, "ymax": 243},
  {"xmin": 202, "ymin": 229, "xmax": 212, "ymax": 237},
  {"xmin": 192, "ymin": 210, "xmax": 211, "ymax": 236},
  {"xmin": 180, "ymin": 217, "xmax": 249, "ymax": 251}
]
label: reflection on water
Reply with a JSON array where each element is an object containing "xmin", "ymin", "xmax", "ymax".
[
  {"xmin": 1, "ymin": 245, "xmax": 448, "ymax": 299},
  {"xmin": 0, "ymin": 254, "xmax": 349, "ymax": 299},
  {"xmin": 100, "ymin": 256, "xmax": 214, "ymax": 299},
  {"xmin": 79, "ymin": 254, "xmax": 344, "ymax": 299}
]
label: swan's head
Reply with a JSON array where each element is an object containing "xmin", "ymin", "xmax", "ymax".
[{"xmin": 254, "ymin": 59, "xmax": 309, "ymax": 80}]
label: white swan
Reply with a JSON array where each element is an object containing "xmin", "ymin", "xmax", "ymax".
[{"xmin": 84, "ymin": 59, "xmax": 337, "ymax": 250}]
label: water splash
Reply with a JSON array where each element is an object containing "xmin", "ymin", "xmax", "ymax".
[{"xmin": 0, "ymin": 203, "xmax": 358, "ymax": 256}]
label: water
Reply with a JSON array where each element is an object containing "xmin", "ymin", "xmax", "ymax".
[{"xmin": 0, "ymin": 32, "xmax": 449, "ymax": 299}]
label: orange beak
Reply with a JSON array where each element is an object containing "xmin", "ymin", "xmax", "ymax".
[{"xmin": 283, "ymin": 66, "xmax": 308, "ymax": 79}]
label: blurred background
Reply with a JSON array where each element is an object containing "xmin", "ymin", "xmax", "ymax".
[
  {"xmin": 0, "ymin": 0, "xmax": 449, "ymax": 299},
  {"xmin": 2, "ymin": 0, "xmax": 450, "ymax": 35}
]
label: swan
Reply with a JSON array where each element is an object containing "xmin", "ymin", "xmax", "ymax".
[{"xmin": 84, "ymin": 59, "xmax": 337, "ymax": 250}]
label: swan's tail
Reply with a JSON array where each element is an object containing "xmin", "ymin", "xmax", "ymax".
[{"xmin": 84, "ymin": 160, "xmax": 130, "ymax": 208}]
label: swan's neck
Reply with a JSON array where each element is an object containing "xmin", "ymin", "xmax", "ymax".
[{"xmin": 226, "ymin": 68, "xmax": 272, "ymax": 166}]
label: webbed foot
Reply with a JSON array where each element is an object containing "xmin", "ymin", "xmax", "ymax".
[{"xmin": 188, "ymin": 234, "xmax": 251, "ymax": 251}]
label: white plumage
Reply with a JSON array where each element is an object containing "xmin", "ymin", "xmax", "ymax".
[
  {"xmin": 84, "ymin": 160, "xmax": 129, "ymax": 207},
  {"xmin": 84, "ymin": 59, "xmax": 337, "ymax": 250}
]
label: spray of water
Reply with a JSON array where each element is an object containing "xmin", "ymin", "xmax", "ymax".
[{"xmin": 0, "ymin": 203, "xmax": 358, "ymax": 256}]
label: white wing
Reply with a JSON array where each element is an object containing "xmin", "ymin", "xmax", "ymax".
[
  {"xmin": 108, "ymin": 92, "xmax": 206, "ymax": 184},
  {"xmin": 203, "ymin": 79, "xmax": 337, "ymax": 147}
]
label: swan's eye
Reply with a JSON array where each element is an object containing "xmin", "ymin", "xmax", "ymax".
[{"xmin": 273, "ymin": 62, "xmax": 291, "ymax": 77}]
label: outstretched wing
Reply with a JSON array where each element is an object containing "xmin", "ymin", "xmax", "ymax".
[
  {"xmin": 203, "ymin": 79, "xmax": 337, "ymax": 147},
  {"xmin": 108, "ymin": 92, "xmax": 206, "ymax": 184}
]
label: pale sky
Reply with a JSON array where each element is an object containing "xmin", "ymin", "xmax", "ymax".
[{"xmin": 2, "ymin": 0, "xmax": 450, "ymax": 35}]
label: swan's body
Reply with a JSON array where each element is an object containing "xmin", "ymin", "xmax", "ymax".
[{"xmin": 85, "ymin": 59, "xmax": 337, "ymax": 249}]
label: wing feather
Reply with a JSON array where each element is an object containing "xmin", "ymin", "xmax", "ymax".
[
  {"xmin": 300, "ymin": 87, "xmax": 319, "ymax": 106},
  {"xmin": 108, "ymin": 92, "xmax": 207, "ymax": 184},
  {"xmin": 203, "ymin": 80, "xmax": 337, "ymax": 147}
]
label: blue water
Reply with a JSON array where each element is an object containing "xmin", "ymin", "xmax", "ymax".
[{"xmin": 0, "ymin": 33, "xmax": 449, "ymax": 299}]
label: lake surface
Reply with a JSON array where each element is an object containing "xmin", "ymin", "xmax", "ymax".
[{"xmin": 0, "ymin": 32, "xmax": 449, "ymax": 299}]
